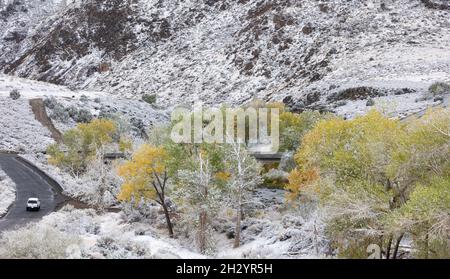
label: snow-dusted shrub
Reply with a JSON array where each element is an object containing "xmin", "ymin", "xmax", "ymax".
[
  {"xmin": 262, "ymin": 169, "xmax": 288, "ymax": 189},
  {"xmin": 102, "ymin": 113, "xmax": 133, "ymax": 141},
  {"xmin": 130, "ymin": 117, "xmax": 146, "ymax": 137},
  {"xmin": 121, "ymin": 200, "xmax": 161, "ymax": 224},
  {"xmin": 50, "ymin": 103, "xmax": 70, "ymax": 123},
  {"xmin": 428, "ymin": 82, "xmax": 450, "ymax": 96},
  {"xmin": 240, "ymin": 218, "xmax": 275, "ymax": 244},
  {"xmin": 282, "ymin": 215, "xmax": 304, "ymax": 229},
  {"xmin": 91, "ymin": 236, "xmax": 151, "ymax": 259},
  {"xmin": 174, "ymin": 151, "xmax": 226, "ymax": 254},
  {"xmin": 291, "ymin": 100, "xmax": 305, "ymax": 111},
  {"xmin": 48, "ymin": 156, "xmax": 122, "ymax": 207},
  {"xmin": 142, "ymin": 94, "xmax": 157, "ymax": 105},
  {"xmin": 366, "ymin": 98, "xmax": 375, "ymax": 106},
  {"xmin": 73, "ymin": 158, "xmax": 122, "ymax": 207},
  {"xmin": 48, "ymin": 206, "xmax": 101, "ymax": 235},
  {"xmin": 0, "ymin": 224, "xmax": 80, "ymax": 259},
  {"xmin": 43, "ymin": 96, "xmax": 58, "ymax": 109},
  {"xmin": 79, "ymin": 94, "xmax": 89, "ymax": 103},
  {"xmin": 278, "ymin": 151, "xmax": 296, "ymax": 172},
  {"xmin": 74, "ymin": 109, "xmax": 93, "ymax": 123},
  {"xmin": 9, "ymin": 89, "xmax": 20, "ymax": 100},
  {"xmin": 98, "ymin": 109, "xmax": 114, "ymax": 119},
  {"xmin": 65, "ymin": 105, "xmax": 78, "ymax": 118},
  {"xmin": 334, "ymin": 100, "xmax": 348, "ymax": 107}
]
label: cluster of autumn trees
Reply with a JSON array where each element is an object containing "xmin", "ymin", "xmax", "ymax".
[
  {"xmin": 48, "ymin": 117, "xmax": 262, "ymax": 254},
  {"xmin": 47, "ymin": 118, "xmax": 133, "ymax": 206},
  {"xmin": 287, "ymin": 109, "xmax": 450, "ymax": 258},
  {"xmin": 47, "ymin": 101, "xmax": 449, "ymax": 258}
]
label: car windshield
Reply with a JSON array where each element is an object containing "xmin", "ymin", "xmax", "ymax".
[{"xmin": 28, "ymin": 200, "xmax": 38, "ymax": 204}]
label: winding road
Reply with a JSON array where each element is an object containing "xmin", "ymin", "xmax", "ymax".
[{"xmin": 0, "ymin": 153, "xmax": 66, "ymax": 232}]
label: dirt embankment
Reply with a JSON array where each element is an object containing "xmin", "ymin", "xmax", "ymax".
[{"xmin": 29, "ymin": 98, "xmax": 63, "ymax": 143}]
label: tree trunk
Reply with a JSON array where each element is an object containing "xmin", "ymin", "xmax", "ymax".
[
  {"xmin": 199, "ymin": 210, "xmax": 207, "ymax": 253},
  {"xmin": 393, "ymin": 233, "xmax": 404, "ymax": 259},
  {"xmin": 98, "ymin": 170, "xmax": 106, "ymax": 212},
  {"xmin": 313, "ymin": 220, "xmax": 319, "ymax": 256},
  {"xmin": 234, "ymin": 207, "xmax": 241, "ymax": 248},
  {"xmin": 386, "ymin": 235, "xmax": 393, "ymax": 259},
  {"xmin": 161, "ymin": 203, "xmax": 174, "ymax": 238}
]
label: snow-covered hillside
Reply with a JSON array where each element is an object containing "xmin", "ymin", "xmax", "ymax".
[
  {"xmin": 0, "ymin": 74, "xmax": 169, "ymax": 152},
  {"xmin": 0, "ymin": 74, "xmax": 101, "ymax": 153},
  {"xmin": 0, "ymin": 0, "xmax": 449, "ymax": 113},
  {"xmin": 0, "ymin": 74, "xmax": 169, "ymax": 207},
  {"xmin": 0, "ymin": 0, "xmax": 448, "ymax": 260}
]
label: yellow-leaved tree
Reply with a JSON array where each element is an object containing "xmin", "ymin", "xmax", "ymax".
[
  {"xmin": 285, "ymin": 167, "xmax": 319, "ymax": 200},
  {"xmin": 117, "ymin": 144, "xmax": 174, "ymax": 237},
  {"xmin": 47, "ymin": 119, "xmax": 116, "ymax": 176},
  {"xmin": 286, "ymin": 110, "xmax": 404, "ymax": 257},
  {"xmin": 286, "ymin": 108, "xmax": 450, "ymax": 258},
  {"xmin": 279, "ymin": 110, "xmax": 333, "ymax": 152}
]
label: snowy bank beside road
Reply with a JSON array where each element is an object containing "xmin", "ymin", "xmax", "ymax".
[
  {"xmin": 20, "ymin": 153, "xmax": 115, "ymax": 206},
  {"xmin": 0, "ymin": 168, "xmax": 16, "ymax": 217}
]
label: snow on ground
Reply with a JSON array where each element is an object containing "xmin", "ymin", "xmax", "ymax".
[
  {"xmin": 0, "ymin": 97, "xmax": 54, "ymax": 153},
  {"xmin": 2, "ymin": 207, "xmax": 206, "ymax": 259},
  {"xmin": 0, "ymin": 73, "xmax": 169, "ymax": 150},
  {"xmin": 3, "ymin": 199, "xmax": 326, "ymax": 259},
  {"xmin": 49, "ymin": 93, "xmax": 170, "ymax": 133},
  {"xmin": 0, "ymin": 74, "xmax": 107, "ymax": 99},
  {"xmin": 324, "ymin": 47, "xmax": 450, "ymax": 90},
  {"xmin": 0, "ymin": 74, "xmax": 169, "ymax": 133},
  {"xmin": 0, "ymin": 168, "xmax": 16, "ymax": 217},
  {"xmin": 93, "ymin": 214, "xmax": 206, "ymax": 259},
  {"xmin": 163, "ymin": 188, "xmax": 329, "ymax": 259},
  {"xmin": 334, "ymin": 91, "xmax": 443, "ymax": 119},
  {"xmin": 0, "ymin": 170, "xmax": 328, "ymax": 259},
  {"xmin": 215, "ymin": 210, "xmax": 327, "ymax": 259},
  {"xmin": 214, "ymin": 192, "xmax": 328, "ymax": 259}
]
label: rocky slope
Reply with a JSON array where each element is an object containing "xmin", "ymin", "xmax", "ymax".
[{"xmin": 1, "ymin": 0, "xmax": 449, "ymax": 113}]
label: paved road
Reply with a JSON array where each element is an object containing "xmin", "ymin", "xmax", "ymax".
[{"xmin": 0, "ymin": 154, "xmax": 65, "ymax": 232}]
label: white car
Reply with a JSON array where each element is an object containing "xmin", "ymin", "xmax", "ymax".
[{"xmin": 26, "ymin": 198, "xmax": 40, "ymax": 211}]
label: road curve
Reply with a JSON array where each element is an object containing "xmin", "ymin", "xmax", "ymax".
[{"xmin": 0, "ymin": 154, "xmax": 66, "ymax": 232}]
